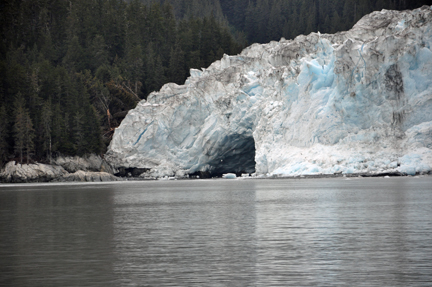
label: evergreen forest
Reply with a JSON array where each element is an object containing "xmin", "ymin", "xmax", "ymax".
[{"xmin": 0, "ymin": 0, "xmax": 430, "ymax": 167}]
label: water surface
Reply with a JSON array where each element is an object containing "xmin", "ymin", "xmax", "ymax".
[{"xmin": 1, "ymin": 177, "xmax": 431, "ymax": 286}]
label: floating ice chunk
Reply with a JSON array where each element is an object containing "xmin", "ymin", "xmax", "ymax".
[{"xmin": 222, "ymin": 173, "xmax": 237, "ymax": 179}]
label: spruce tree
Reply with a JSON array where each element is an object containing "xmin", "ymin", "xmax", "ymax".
[
  {"xmin": 342, "ymin": 0, "xmax": 356, "ymax": 31},
  {"xmin": 88, "ymin": 35, "xmax": 109, "ymax": 72},
  {"xmin": 41, "ymin": 100, "xmax": 52, "ymax": 163},
  {"xmin": 145, "ymin": 43, "xmax": 156, "ymax": 94},
  {"xmin": 169, "ymin": 41, "xmax": 186, "ymax": 84},
  {"xmin": 23, "ymin": 112, "xmax": 35, "ymax": 164},
  {"xmin": 73, "ymin": 110, "xmax": 85, "ymax": 156},
  {"xmin": 125, "ymin": 44, "xmax": 144, "ymax": 96},
  {"xmin": 51, "ymin": 103, "xmax": 64, "ymax": 155},
  {"xmin": 267, "ymin": 1, "xmax": 283, "ymax": 41},
  {"xmin": 0, "ymin": 105, "xmax": 8, "ymax": 166},
  {"xmin": 13, "ymin": 93, "xmax": 26, "ymax": 163},
  {"xmin": 331, "ymin": 10, "xmax": 342, "ymax": 33},
  {"xmin": 13, "ymin": 92, "xmax": 34, "ymax": 164},
  {"xmin": 154, "ymin": 55, "xmax": 167, "ymax": 91},
  {"xmin": 63, "ymin": 35, "xmax": 84, "ymax": 72}
]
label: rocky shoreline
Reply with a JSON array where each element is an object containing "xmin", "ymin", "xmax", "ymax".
[
  {"xmin": 1, "ymin": 156, "xmax": 430, "ymax": 183},
  {"xmin": 0, "ymin": 155, "xmax": 121, "ymax": 183}
]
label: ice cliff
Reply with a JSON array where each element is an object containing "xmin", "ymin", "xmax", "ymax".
[{"xmin": 106, "ymin": 6, "xmax": 432, "ymax": 177}]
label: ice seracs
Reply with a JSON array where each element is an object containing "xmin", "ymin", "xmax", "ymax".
[{"xmin": 106, "ymin": 6, "xmax": 432, "ymax": 178}]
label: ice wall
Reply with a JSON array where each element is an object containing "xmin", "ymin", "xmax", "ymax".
[{"xmin": 106, "ymin": 6, "xmax": 432, "ymax": 177}]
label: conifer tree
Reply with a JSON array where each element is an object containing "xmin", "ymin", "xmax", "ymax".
[
  {"xmin": 13, "ymin": 93, "xmax": 26, "ymax": 164},
  {"xmin": 305, "ymin": 2, "xmax": 318, "ymax": 35},
  {"xmin": 342, "ymin": 0, "xmax": 357, "ymax": 31},
  {"xmin": 73, "ymin": 110, "xmax": 85, "ymax": 156},
  {"xmin": 51, "ymin": 103, "xmax": 64, "ymax": 155},
  {"xmin": 41, "ymin": 33, "xmax": 55, "ymax": 62},
  {"xmin": 23, "ymin": 112, "xmax": 35, "ymax": 164},
  {"xmin": 169, "ymin": 41, "xmax": 186, "ymax": 84},
  {"xmin": 244, "ymin": 1, "xmax": 258, "ymax": 43},
  {"xmin": 0, "ymin": 105, "xmax": 8, "ymax": 166},
  {"xmin": 84, "ymin": 105, "xmax": 102, "ymax": 154},
  {"xmin": 331, "ymin": 10, "xmax": 342, "ymax": 33},
  {"xmin": 41, "ymin": 100, "xmax": 52, "ymax": 163},
  {"xmin": 267, "ymin": 1, "xmax": 283, "ymax": 41},
  {"xmin": 145, "ymin": 43, "xmax": 156, "ymax": 93},
  {"xmin": 89, "ymin": 35, "xmax": 109, "ymax": 72},
  {"xmin": 154, "ymin": 55, "xmax": 167, "ymax": 91},
  {"xmin": 13, "ymin": 92, "xmax": 34, "ymax": 164},
  {"xmin": 125, "ymin": 44, "xmax": 144, "ymax": 96},
  {"xmin": 63, "ymin": 35, "xmax": 84, "ymax": 72},
  {"xmin": 200, "ymin": 17, "xmax": 217, "ymax": 66}
]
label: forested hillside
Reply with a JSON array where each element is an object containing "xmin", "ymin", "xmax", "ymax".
[
  {"xmin": 0, "ymin": 0, "xmax": 430, "ymax": 167},
  {"xmin": 219, "ymin": 0, "xmax": 432, "ymax": 44},
  {"xmin": 0, "ymin": 0, "xmax": 242, "ymax": 166},
  {"xmin": 146, "ymin": 0, "xmax": 432, "ymax": 44}
]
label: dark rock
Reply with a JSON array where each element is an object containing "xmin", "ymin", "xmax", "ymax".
[{"xmin": 115, "ymin": 167, "xmax": 150, "ymax": 177}]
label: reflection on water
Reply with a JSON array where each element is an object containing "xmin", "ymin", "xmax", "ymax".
[
  {"xmin": 0, "ymin": 184, "xmax": 117, "ymax": 286},
  {"xmin": 1, "ymin": 177, "xmax": 432, "ymax": 286}
]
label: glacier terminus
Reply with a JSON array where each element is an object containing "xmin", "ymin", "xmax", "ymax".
[{"xmin": 106, "ymin": 6, "xmax": 432, "ymax": 178}]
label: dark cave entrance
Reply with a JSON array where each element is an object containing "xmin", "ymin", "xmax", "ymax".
[{"xmin": 195, "ymin": 134, "xmax": 256, "ymax": 178}]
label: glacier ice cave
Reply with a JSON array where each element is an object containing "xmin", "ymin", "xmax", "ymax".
[{"xmin": 106, "ymin": 6, "xmax": 432, "ymax": 178}]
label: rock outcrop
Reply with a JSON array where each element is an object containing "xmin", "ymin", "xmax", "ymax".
[
  {"xmin": 0, "ymin": 155, "xmax": 120, "ymax": 183},
  {"xmin": 53, "ymin": 154, "xmax": 116, "ymax": 174},
  {"xmin": 0, "ymin": 161, "xmax": 68, "ymax": 183}
]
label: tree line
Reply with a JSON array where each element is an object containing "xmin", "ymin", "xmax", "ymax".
[
  {"xmin": 217, "ymin": 0, "xmax": 431, "ymax": 44},
  {"xmin": 0, "ymin": 0, "xmax": 243, "ymax": 166},
  {"xmin": 139, "ymin": 0, "xmax": 431, "ymax": 44}
]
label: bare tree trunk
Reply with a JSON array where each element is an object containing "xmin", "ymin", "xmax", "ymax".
[
  {"xmin": 49, "ymin": 137, "xmax": 52, "ymax": 164},
  {"xmin": 107, "ymin": 109, "xmax": 112, "ymax": 129}
]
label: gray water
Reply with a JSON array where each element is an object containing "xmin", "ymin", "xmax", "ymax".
[{"xmin": 1, "ymin": 177, "xmax": 431, "ymax": 286}]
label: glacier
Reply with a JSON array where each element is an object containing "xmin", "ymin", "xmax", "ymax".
[{"xmin": 106, "ymin": 6, "xmax": 432, "ymax": 178}]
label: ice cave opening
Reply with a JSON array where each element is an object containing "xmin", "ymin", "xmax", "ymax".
[{"xmin": 205, "ymin": 134, "xmax": 256, "ymax": 177}]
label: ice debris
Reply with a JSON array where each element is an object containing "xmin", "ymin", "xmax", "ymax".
[{"xmin": 222, "ymin": 173, "xmax": 237, "ymax": 179}]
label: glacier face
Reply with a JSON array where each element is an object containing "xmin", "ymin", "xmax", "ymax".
[{"xmin": 106, "ymin": 6, "xmax": 432, "ymax": 178}]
